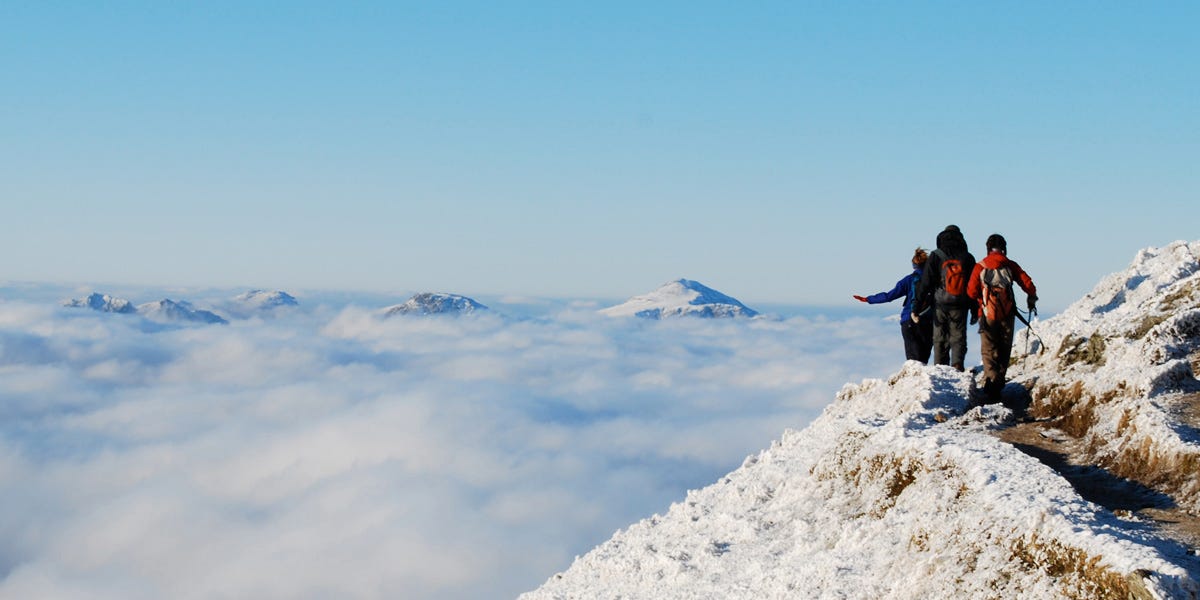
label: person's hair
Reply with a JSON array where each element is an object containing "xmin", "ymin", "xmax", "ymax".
[
  {"xmin": 912, "ymin": 247, "xmax": 929, "ymax": 266},
  {"xmin": 986, "ymin": 233, "xmax": 1007, "ymax": 254}
]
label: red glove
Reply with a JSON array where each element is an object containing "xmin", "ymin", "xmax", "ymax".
[{"xmin": 853, "ymin": 295, "xmax": 868, "ymax": 303}]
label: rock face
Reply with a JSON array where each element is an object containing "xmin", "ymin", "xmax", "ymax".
[
  {"xmin": 136, "ymin": 299, "xmax": 228, "ymax": 325},
  {"xmin": 524, "ymin": 242, "xmax": 1200, "ymax": 599},
  {"xmin": 382, "ymin": 293, "xmax": 488, "ymax": 317},
  {"xmin": 600, "ymin": 279, "xmax": 758, "ymax": 319},
  {"xmin": 62, "ymin": 293, "xmax": 136, "ymax": 314}
]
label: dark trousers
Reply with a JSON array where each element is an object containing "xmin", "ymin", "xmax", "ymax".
[
  {"xmin": 932, "ymin": 305, "xmax": 968, "ymax": 369},
  {"xmin": 979, "ymin": 316, "xmax": 1016, "ymax": 403},
  {"xmin": 901, "ymin": 318, "xmax": 933, "ymax": 364}
]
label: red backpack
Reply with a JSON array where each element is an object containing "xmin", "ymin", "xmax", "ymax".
[
  {"xmin": 979, "ymin": 266, "xmax": 1015, "ymax": 322},
  {"xmin": 941, "ymin": 259, "xmax": 967, "ymax": 297}
]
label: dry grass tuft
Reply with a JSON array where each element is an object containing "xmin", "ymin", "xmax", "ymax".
[
  {"xmin": 1060, "ymin": 333, "xmax": 1104, "ymax": 364},
  {"xmin": 1029, "ymin": 381, "xmax": 1200, "ymax": 514},
  {"xmin": 1058, "ymin": 333, "xmax": 1108, "ymax": 367},
  {"xmin": 1129, "ymin": 314, "xmax": 1169, "ymax": 340},
  {"xmin": 1009, "ymin": 534, "xmax": 1137, "ymax": 600}
]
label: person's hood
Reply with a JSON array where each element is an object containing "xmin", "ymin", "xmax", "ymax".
[{"xmin": 936, "ymin": 228, "xmax": 969, "ymax": 255}]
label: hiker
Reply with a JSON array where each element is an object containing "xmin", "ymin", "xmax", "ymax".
[
  {"xmin": 853, "ymin": 247, "xmax": 934, "ymax": 363},
  {"xmin": 912, "ymin": 225, "xmax": 976, "ymax": 371},
  {"xmin": 966, "ymin": 233, "xmax": 1037, "ymax": 405}
]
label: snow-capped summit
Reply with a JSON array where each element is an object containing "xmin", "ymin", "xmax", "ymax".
[
  {"xmin": 382, "ymin": 293, "xmax": 488, "ymax": 317},
  {"xmin": 232, "ymin": 289, "xmax": 299, "ymax": 310},
  {"xmin": 600, "ymin": 279, "xmax": 758, "ymax": 319},
  {"xmin": 526, "ymin": 242, "xmax": 1200, "ymax": 599},
  {"xmin": 137, "ymin": 299, "xmax": 228, "ymax": 325},
  {"xmin": 62, "ymin": 292, "xmax": 135, "ymax": 314}
]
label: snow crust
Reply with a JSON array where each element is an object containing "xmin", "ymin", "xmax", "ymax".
[
  {"xmin": 601, "ymin": 279, "xmax": 758, "ymax": 319},
  {"xmin": 526, "ymin": 241, "xmax": 1200, "ymax": 599},
  {"xmin": 381, "ymin": 292, "xmax": 488, "ymax": 317}
]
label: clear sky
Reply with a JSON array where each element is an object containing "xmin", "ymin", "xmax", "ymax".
[{"xmin": 3, "ymin": 2, "xmax": 1197, "ymax": 309}]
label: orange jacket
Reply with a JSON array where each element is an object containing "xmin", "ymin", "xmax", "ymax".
[{"xmin": 966, "ymin": 251, "xmax": 1037, "ymax": 310}]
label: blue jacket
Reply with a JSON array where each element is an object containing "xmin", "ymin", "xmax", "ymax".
[{"xmin": 866, "ymin": 268, "xmax": 923, "ymax": 322}]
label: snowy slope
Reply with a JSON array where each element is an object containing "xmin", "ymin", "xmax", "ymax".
[
  {"xmin": 600, "ymin": 279, "xmax": 758, "ymax": 319},
  {"xmin": 1010, "ymin": 240, "xmax": 1200, "ymax": 513},
  {"xmin": 62, "ymin": 292, "xmax": 136, "ymax": 314},
  {"xmin": 136, "ymin": 299, "xmax": 228, "ymax": 325},
  {"xmin": 525, "ymin": 242, "xmax": 1200, "ymax": 599},
  {"xmin": 381, "ymin": 292, "xmax": 487, "ymax": 317}
]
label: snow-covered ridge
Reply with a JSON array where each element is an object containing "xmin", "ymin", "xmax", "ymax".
[
  {"xmin": 381, "ymin": 292, "xmax": 488, "ymax": 317},
  {"xmin": 64, "ymin": 289, "xmax": 306, "ymax": 323},
  {"xmin": 525, "ymin": 241, "xmax": 1200, "ymax": 599},
  {"xmin": 524, "ymin": 364, "xmax": 1197, "ymax": 599},
  {"xmin": 601, "ymin": 279, "xmax": 758, "ymax": 319},
  {"xmin": 1010, "ymin": 240, "xmax": 1200, "ymax": 512}
]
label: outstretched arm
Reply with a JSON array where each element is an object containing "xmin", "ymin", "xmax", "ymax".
[{"xmin": 859, "ymin": 276, "xmax": 909, "ymax": 305}]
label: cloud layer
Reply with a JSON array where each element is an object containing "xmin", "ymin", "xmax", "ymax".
[{"xmin": 0, "ymin": 293, "xmax": 902, "ymax": 599}]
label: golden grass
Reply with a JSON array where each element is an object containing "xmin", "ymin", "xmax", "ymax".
[
  {"xmin": 1029, "ymin": 381, "xmax": 1200, "ymax": 514},
  {"xmin": 1009, "ymin": 534, "xmax": 1139, "ymax": 600}
]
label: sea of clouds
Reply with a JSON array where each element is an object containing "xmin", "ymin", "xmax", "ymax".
[{"xmin": 0, "ymin": 286, "xmax": 905, "ymax": 599}]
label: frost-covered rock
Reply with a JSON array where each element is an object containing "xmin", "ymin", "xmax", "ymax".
[
  {"xmin": 62, "ymin": 292, "xmax": 136, "ymax": 314},
  {"xmin": 382, "ymin": 293, "xmax": 487, "ymax": 317},
  {"xmin": 137, "ymin": 299, "xmax": 228, "ymax": 325},
  {"xmin": 601, "ymin": 279, "xmax": 758, "ymax": 319}
]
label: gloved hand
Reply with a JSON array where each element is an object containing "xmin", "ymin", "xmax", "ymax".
[
  {"xmin": 853, "ymin": 295, "xmax": 868, "ymax": 303},
  {"xmin": 969, "ymin": 311, "xmax": 979, "ymax": 325},
  {"xmin": 1027, "ymin": 295, "xmax": 1038, "ymax": 317}
]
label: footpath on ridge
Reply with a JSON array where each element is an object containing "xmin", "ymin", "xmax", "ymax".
[{"xmin": 994, "ymin": 406, "xmax": 1200, "ymax": 557}]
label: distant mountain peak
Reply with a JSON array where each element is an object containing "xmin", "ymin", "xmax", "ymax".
[
  {"xmin": 232, "ymin": 289, "xmax": 299, "ymax": 308},
  {"xmin": 137, "ymin": 299, "xmax": 228, "ymax": 325},
  {"xmin": 382, "ymin": 292, "xmax": 488, "ymax": 317},
  {"xmin": 600, "ymin": 279, "xmax": 758, "ymax": 319},
  {"xmin": 232, "ymin": 290, "xmax": 298, "ymax": 307},
  {"xmin": 63, "ymin": 292, "xmax": 136, "ymax": 314}
]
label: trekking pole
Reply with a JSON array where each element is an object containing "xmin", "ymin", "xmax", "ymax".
[{"xmin": 1015, "ymin": 308, "xmax": 1045, "ymax": 356}]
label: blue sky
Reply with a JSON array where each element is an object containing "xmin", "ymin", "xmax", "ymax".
[{"xmin": 3, "ymin": 2, "xmax": 1197, "ymax": 308}]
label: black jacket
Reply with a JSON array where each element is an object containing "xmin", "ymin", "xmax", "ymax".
[{"xmin": 914, "ymin": 229, "xmax": 977, "ymax": 313}]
